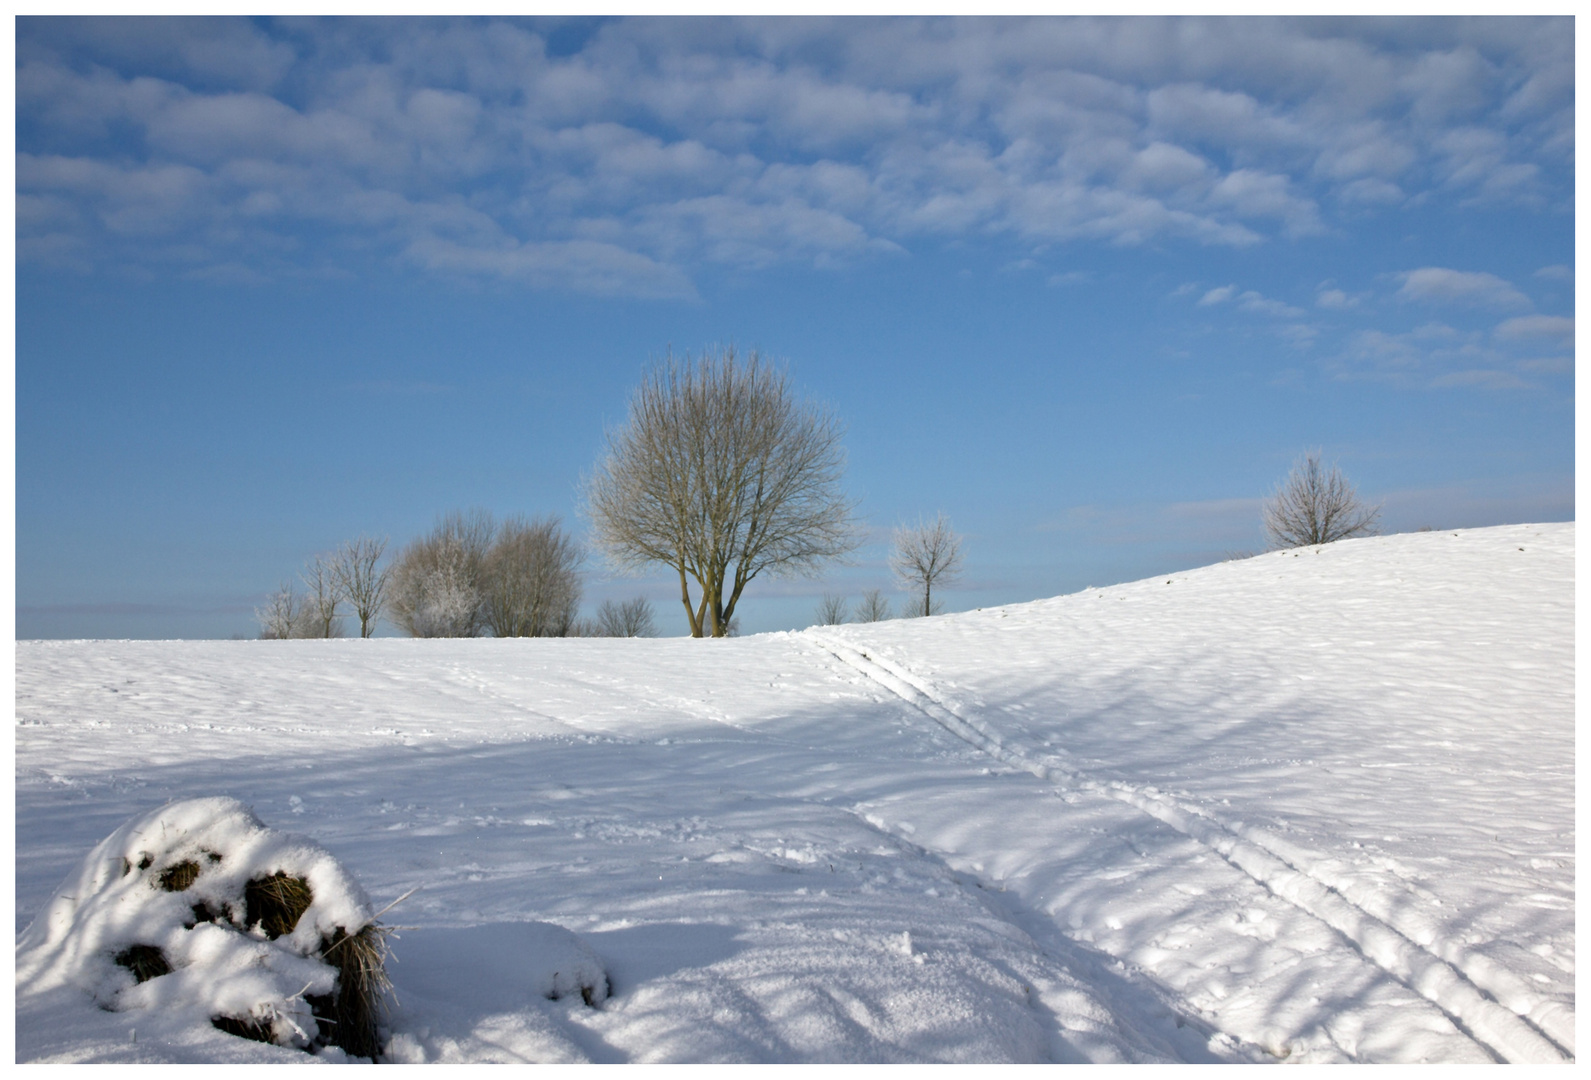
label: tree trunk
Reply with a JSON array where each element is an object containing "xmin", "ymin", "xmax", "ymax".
[{"xmin": 678, "ymin": 565, "xmax": 703, "ymax": 637}]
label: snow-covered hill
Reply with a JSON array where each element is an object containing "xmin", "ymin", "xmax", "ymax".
[{"xmin": 15, "ymin": 523, "xmax": 1574, "ymax": 1063}]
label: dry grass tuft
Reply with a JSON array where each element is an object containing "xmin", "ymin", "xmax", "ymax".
[
  {"xmin": 244, "ymin": 872, "xmax": 313, "ymax": 939},
  {"xmin": 158, "ymin": 860, "xmax": 201, "ymax": 892},
  {"xmin": 314, "ymin": 923, "xmax": 392, "ymax": 1060},
  {"xmin": 114, "ymin": 944, "xmax": 170, "ymax": 983}
]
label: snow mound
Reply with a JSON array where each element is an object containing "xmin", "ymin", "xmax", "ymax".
[
  {"xmin": 16, "ymin": 797, "xmax": 388, "ymax": 1060},
  {"xmin": 382, "ymin": 922, "xmax": 610, "ymax": 1063}
]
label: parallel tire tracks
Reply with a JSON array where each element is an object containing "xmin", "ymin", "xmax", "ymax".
[{"xmin": 806, "ymin": 632, "xmax": 1573, "ymax": 1065}]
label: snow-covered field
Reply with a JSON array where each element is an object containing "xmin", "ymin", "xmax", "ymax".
[{"xmin": 15, "ymin": 523, "xmax": 1574, "ymax": 1063}]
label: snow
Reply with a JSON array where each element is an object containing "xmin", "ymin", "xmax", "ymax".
[{"xmin": 14, "ymin": 522, "xmax": 1574, "ymax": 1063}]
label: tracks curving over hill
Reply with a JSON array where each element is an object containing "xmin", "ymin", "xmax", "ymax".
[{"xmin": 806, "ymin": 631, "xmax": 1573, "ymax": 1065}]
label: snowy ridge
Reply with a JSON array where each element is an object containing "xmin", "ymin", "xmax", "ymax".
[
  {"xmin": 805, "ymin": 628, "xmax": 1571, "ymax": 1065},
  {"xmin": 16, "ymin": 524, "xmax": 1573, "ymax": 1062}
]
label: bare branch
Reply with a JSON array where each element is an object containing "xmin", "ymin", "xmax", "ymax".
[
  {"xmin": 255, "ymin": 581, "xmax": 314, "ymax": 639},
  {"xmin": 329, "ymin": 537, "xmax": 391, "ymax": 639},
  {"xmin": 593, "ymin": 597, "xmax": 657, "ymax": 637},
  {"xmin": 891, "ymin": 513, "xmax": 964, "ymax": 618},
  {"xmin": 481, "ymin": 516, "xmax": 584, "ymax": 637},
  {"xmin": 300, "ymin": 554, "xmax": 346, "ymax": 638},
  {"xmin": 815, "ymin": 594, "xmax": 849, "ymax": 626},
  {"xmin": 854, "ymin": 588, "xmax": 891, "ymax": 623},
  {"xmin": 584, "ymin": 346, "xmax": 859, "ymax": 637},
  {"xmin": 1262, "ymin": 451, "xmax": 1381, "ymax": 549}
]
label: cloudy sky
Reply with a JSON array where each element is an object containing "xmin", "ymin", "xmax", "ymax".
[{"xmin": 15, "ymin": 16, "xmax": 1575, "ymax": 638}]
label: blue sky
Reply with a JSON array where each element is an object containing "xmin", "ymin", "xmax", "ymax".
[{"xmin": 14, "ymin": 15, "xmax": 1576, "ymax": 639}]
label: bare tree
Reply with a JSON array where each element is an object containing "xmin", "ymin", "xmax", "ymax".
[
  {"xmin": 585, "ymin": 346, "xmax": 859, "ymax": 638},
  {"xmin": 481, "ymin": 516, "xmax": 584, "ymax": 637},
  {"xmin": 594, "ymin": 597, "xmax": 658, "ymax": 637},
  {"xmin": 815, "ymin": 594, "xmax": 849, "ymax": 625},
  {"xmin": 300, "ymin": 554, "xmax": 346, "ymax": 638},
  {"xmin": 854, "ymin": 588, "xmax": 891, "ymax": 623},
  {"xmin": 1262, "ymin": 451, "xmax": 1381, "ymax": 549},
  {"xmin": 389, "ymin": 510, "xmax": 495, "ymax": 637},
  {"xmin": 330, "ymin": 537, "xmax": 392, "ymax": 638},
  {"xmin": 892, "ymin": 513, "xmax": 964, "ymax": 619},
  {"xmin": 256, "ymin": 581, "xmax": 314, "ymax": 640}
]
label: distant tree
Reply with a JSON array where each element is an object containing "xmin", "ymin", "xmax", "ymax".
[
  {"xmin": 1262, "ymin": 451, "xmax": 1381, "ymax": 549},
  {"xmin": 854, "ymin": 588, "xmax": 891, "ymax": 623},
  {"xmin": 585, "ymin": 346, "xmax": 859, "ymax": 638},
  {"xmin": 300, "ymin": 554, "xmax": 346, "ymax": 638},
  {"xmin": 481, "ymin": 516, "xmax": 583, "ymax": 637},
  {"xmin": 594, "ymin": 597, "xmax": 658, "ymax": 637},
  {"xmin": 389, "ymin": 510, "xmax": 495, "ymax": 637},
  {"xmin": 815, "ymin": 594, "xmax": 849, "ymax": 625},
  {"xmin": 256, "ymin": 581, "xmax": 314, "ymax": 639},
  {"xmin": 891, "ymin": 513, "xmax": 964, "ymax": 619},
  {"xmin": 330, "ymin": 536, "xmax": 392, "ymax": 638}
]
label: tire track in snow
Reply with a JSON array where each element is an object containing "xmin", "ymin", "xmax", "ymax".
[{"xmin": 804, "ymin": 632, "xmax": 1572, "ymax": 1065}]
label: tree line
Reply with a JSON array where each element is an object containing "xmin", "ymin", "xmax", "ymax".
[
  {"xmin": 256, "ymin": 513, "xmax": 655, "ymax": 640},
  {"xmin": 257, "ymin": 347, "xmax": 1379, "ymax": 640}
]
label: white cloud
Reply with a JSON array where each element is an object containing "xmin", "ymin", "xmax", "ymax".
[
  {"xmin": 404, "ymin": 234, "xmax": 699, "ymax": 299},
  {"xmin": 1395, "ymin": 268, "xmax": 1531, "ymax": 310},
  {"xmin": 1333, "ymin": 317, "xmax": 1560, "ymax": 390},
  {"xmin": 1236, "ymin": 290, "xmax": 1305, "ymax": 318},
  {"xmin": 1494, "ymin": 314, "xmax": 1573, "ymax": 348},
  {"xmin": 1337, "ymin": 177, "xmax": 1405, "ymax": 206},
  {"xmin": 13, "ymin": 16, "xmax": 1574, "ymax": 294},
  {"xmin": 1194, "ymin": 283, "xmax": 1303, "ymax": 319},
  {"xmin": 1047, "ymin": 270, "xmax": 1091, "ymax": 287}
]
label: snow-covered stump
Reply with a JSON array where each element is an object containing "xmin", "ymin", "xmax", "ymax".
[{"xmin": 16, "ymin": 797, "xmax": 392, "ymax": 1061}]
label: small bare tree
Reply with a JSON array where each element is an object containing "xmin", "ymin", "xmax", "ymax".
[
  {"xmin": 389, "ymin": 510, "xmax": 495, "ymax": 637},
  {"xmin": 256, "ymin": 581, "xmax": 314, "ymax": 639},
  {"xmin": 585, "ymin": 346, "xmax": 859, "ymax": 638},
  {"xmin": 481, "ymin": 516, "xmax": 584, "ymax": 637},
  {"xmin": 892, "ymin": 513, "xmax": 964, "ymax": 619},
  {"xmin": 1262, "ymin": 451, "xmax": 1381, "ymax": 549},
  {"xmin": 815, "ymin": 594, "xmax": 849, "ymax": 625},
  {"xmin": 300, "ymin": 554, "xmax": 346, "ymax": 638},
  {"xmin": 330, "ymin": 536, "xmax": 392, "ymax": 638},
  {"xmin": 594, "ymin": 597, "xmax": 658, "ymax": 637},
  {"xmin": 854, "ymin": 588, "xmax": 891, "ymax": 623}
]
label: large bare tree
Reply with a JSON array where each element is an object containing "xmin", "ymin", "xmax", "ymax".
[
  {"xmin": 330, "ymin": 536, "xmax": 392, "ymax": 638},
  {"xmin": 892, "ymin": 513, "xmax": 964, "ymax": 618},
  {"xmin": 481, "ymin": 515, "xmax": 583, "ymax": 637},
  {"xmin": 1262, "ymin": 451, "xmax": 1381, "ymax": 549},
  {"xmin": 585, "ymin": 347, "xmax": 858, "ymax": 637}
]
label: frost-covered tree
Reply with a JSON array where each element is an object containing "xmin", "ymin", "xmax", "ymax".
[
  {"xmin": 585, "ymin": 347, "xmax": 858, "ymax": 638},
  {"xmin": 389, "ymin": 511, "xmax": 495, "ymax": 637},
  {"xmin": 1262, "ymin": 451, "xmax": 1381, "ymax": 549},
  {"xmin": 594, "ymin": 597, "xmax": 657, "ymax": 637},
  {"xmin": 256, "ymin": 581, "xmax": 315, "ymax": 639},
  {"xmin": 481, "ymin": 516, "xmax": 583, "ymax": 638},
  {"xmin": 330, "ymin": 537, "xmax": 391, "ymax": 638},
  {"xmin": 892, "ymin": 513, "xmax": 964, "ymax": 619}
]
